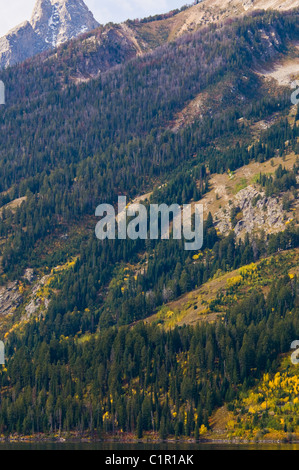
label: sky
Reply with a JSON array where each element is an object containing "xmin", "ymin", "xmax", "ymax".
[{"xmin": 0, "ymin": 0, "xmax": 186, "ymax": 37}]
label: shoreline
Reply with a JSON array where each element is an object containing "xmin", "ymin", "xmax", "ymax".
[{"xmin": 1, "ymin": 433, "xmax": 299, "ymax": 446}]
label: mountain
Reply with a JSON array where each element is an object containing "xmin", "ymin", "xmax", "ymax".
[
  {"xmin": 0, "ymin": 0, "xmax": 99, "ymax": 69},
  {"xmin": 121, "ymin": 0, "xmax": 299, "ymax": 52},
  {"xmin": 145, "ymin": 0, "xmax": 299, "ymax": 41},
  {"xmin": 0, "ymin": 1, "xmax": 298, "ymax": 442},
  {"xmin": 0, "ymin": 0, "xmax": 298, "ymax": 73},
  {"xmin": 34, "ymin": 0, "xmax": 299, "ymax": 80}
]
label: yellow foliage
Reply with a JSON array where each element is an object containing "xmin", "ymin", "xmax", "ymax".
[
  {"xmin": 239, "ymin": 263, "xmax": 258, "ymax": 280},
  {"xmin": 166, "ymin": 311, "xmax": 174, "ymax": 319},
  {"xmin": 227, "ymin": 275, "xmax": 243, "ymax": 288},
  {"xmin": 226, "ymin": 420, "xmax": 235, "ymax": 430},
  {"xmin": 199, "ymin": 425, "xmax": 208, "ymax": 435},
  {"xmin": 18, "ymin": 283, "xmax": 25, "ymax": 294},
  {"xmin": 103, "ymin": 411, "xmax": 110, "ymax": 422}
]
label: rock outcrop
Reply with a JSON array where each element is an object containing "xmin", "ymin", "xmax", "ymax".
[
  {"xmin": 0, "ymin": 0, "xmax": 99, "ymax": 68},
  {"xmin": 0, "ymin": 282, "xmax": 23, "ymax": 316},
  {"xmin": 214, "ymin": 185, "xmax": 295, "ymax": 238}
]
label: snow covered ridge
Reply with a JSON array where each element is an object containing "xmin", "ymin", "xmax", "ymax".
[{"xmin": 0, "ymin": 0, "xmax": 99, "ymax": 68}]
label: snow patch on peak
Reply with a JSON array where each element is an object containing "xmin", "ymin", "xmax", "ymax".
[
  {"xmin": 0, "ymin": 0, "xmax": 100, "ymax": 69},
  {"xmin": 31, "ymin": 0, "xmax": 99, "ymax": 48},
  {"xmin": 46, "ymin": 3, "xmax": 61, "ymax": 46}
]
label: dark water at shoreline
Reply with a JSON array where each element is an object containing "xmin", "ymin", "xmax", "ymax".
[{"xmin": 0, "ymin": 441, "xmax": 298, "ymax": 450}]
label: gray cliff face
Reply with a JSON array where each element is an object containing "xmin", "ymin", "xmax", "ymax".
[
  {"xmin": 0, "ymin": 0, "xmax": 99, "ymax": 68},
  {"xmin": 30, "ymin": 0, "xmax": 99, "ymax": 47}
]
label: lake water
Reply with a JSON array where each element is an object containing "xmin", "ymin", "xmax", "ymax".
[{"xmin": 0, "ymin": 442, "xmax": 298, "ymax": 450}]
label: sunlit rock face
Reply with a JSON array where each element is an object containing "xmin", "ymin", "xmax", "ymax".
[{"xmin": 0, "ymin": 0, "xmax": 99, "ymax": 68}]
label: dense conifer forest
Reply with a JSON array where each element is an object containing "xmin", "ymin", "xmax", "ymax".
[{"xmin": 0, "ymin": 263, "xmax": 298, "ymax": 437}]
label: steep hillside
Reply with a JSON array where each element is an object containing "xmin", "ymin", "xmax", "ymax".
[
  {"xmin": 0, "ymin": 0, "xmax": 99, "ymax": 69},
  {"xmin": 221, "ymin": 354, "xmax": 299, "ymax": 441},
  {"xmin": 147, "ymin": 248, "xmax": 299, "ymax": 329},
  {"xmin": 1, "ymin": 0, "xmax": 299, "ymax": 75},
  {"xmin": 0, "ymin": 245, "xmax": 297, "ymax": 440},
  {"xmin": 0, "ymin": 10, "xmax": 298, "ymax": 319},
  {"xmin": 0, "ymin": 6, "xmax": 298, "ymax": 440},
  {"xmin": 128, "ymin": 0, "xmax": 299, "ymax": 46}
]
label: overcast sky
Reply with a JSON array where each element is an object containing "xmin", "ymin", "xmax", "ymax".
[{"xmin": 0, "ymin": 0, "xmax": 186, "ymax": 37}]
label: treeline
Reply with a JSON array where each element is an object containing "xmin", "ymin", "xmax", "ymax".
[{"xmin": 130, "ymin": 3, "xmax": 191, "ymax": 24}]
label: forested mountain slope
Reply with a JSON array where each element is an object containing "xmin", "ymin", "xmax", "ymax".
[{"xmin": 0, "ymin": 6, "xmax": 298, "ymax": 440}]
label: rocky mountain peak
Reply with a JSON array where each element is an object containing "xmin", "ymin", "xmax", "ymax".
[
  {"xmin": 30, "ymin": 0, "xmax": 99, "ymax": 48},
  {"xmin": 0, "ymin": 0, "xmax": 99, "ymax": 68}
]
